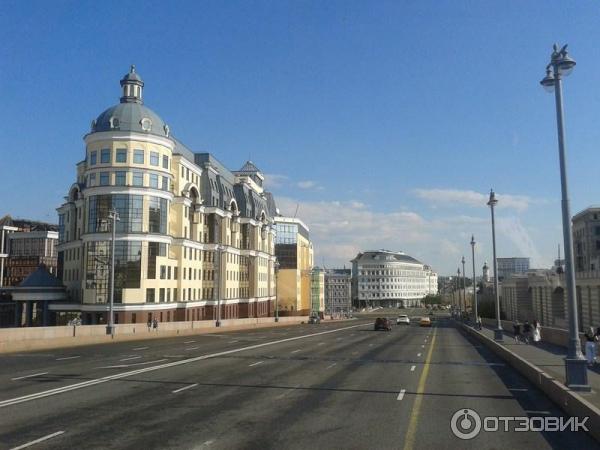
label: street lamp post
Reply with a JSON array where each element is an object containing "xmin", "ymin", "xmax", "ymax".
[
  {"xmin": 487, "ymin": 190, "xmax": 503, "ymax": 341},
  {"xmin": 274, "ymin": 259, "xmax": 280, "ymax": 322},
  {"xmin": 471, "ymin": 235, "xmax": 478, "ymax": 328},
  {"xmin": 106, "ymin": 209, "xmax": 120, "ymax": 336},
  {"xmin": 540, "ymin": 44, "xmax": 589, "ymax": 390},
  {"xmin": 457, "ymin": 267, "xmax": 462, "ymax": 319},
  {"xmin": 461, "ymin": 256, "xmax": 467, "ymax": 319}
]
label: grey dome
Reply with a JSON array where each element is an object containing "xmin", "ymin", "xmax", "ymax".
[
  {"xmin": 93, "ymin": 102, "xmax": 169, "ymax": 137},
  {"xmin": 90, "ymin": 66, "xmax": 171, "ymax": 138}
]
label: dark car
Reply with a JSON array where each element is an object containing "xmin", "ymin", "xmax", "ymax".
[
  {"xmin": 308, "ymin": 315, "xmax": 321, "ymax": 324},
  {"xmin": 374, "ymin": 317, "xmax": 392, "ymax": 331}
]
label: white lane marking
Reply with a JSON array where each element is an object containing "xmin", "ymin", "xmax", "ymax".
[
  {"xmin": 0, "ymin": 322, "xmax": 370, "ymax": 408},
  {"xmin": 197, "ymin": 439, "xmax": 215, "ymax": 448},
  {"xmin": 317, "ymin": 342, "xmax": 325, "ymax": 346},
  {"xmin": 524, "ymin": 410, "xmax": 551, "ymax": 415},
  {"xmin": 336, "ymin": 337, "xmax": 342, "ymax": 340},
  {"xmin": 417, "ymin": 353, "xmax": 422, "ymax": 357},
  {"xmin": 172, "ymin": 383, "xmax": 198, "ymax": 394},
  {"xmin": 276, "ymin": 384, "xmax": 300, "ymax": 399},
  {"xmin": 132, "ymin": 347, "xmax": 149, "ymax": 351},
  {"xmin": 249, "ymin": 361, "xmax": 264, "ymax": 367},
  {"xmin": 10, "ymin": 430, "xmax": 65, "ymax": 450},
  {"xmin": 97, "ymin": 359, "xmax": 167, "ymax": 369},
  {"xmin": 410, "ymin": 365, "xmax": 416, "ymax": 372},
  {"xmin": 163, "ymin": 355, "xmax": 185, "ymax": 358},
  {"xmin": 291, "ymin": 349, "xmax": 301, "ymax": 354},
  {"xmin": 184, "ymin": 340, "xmax": 196, "ymax": 344},
  {"xmin": 229, "ymin": 340, "xmax": 239, "ymax": 344},
  {"xmin": 11, "ymin": 372, "xmax": 48, "ymax": 381},
  {"xmin": 397, "ymin": 389, "xmax": 406, "ymax": 401},
  {"xmin": 56, "ymin": 356, "xmax": 80, "ymax": 361},
  {"xmin": 508, "ymin": 388, "xmax": 528, "ymax": 392},
  {"xmin": 120, "ymin": 356, "xmax": 142, "ymax": 362},
  {"xmin": 421, "ymin": 345, "xmax": 425, "ymax": 348},
  {"xmin": 326, "ymin": 363, "xmax": 337, "ymax": 369},
  {"xmin": 186, "ymin": 347, "xmax": 200, "ymax": 351}
]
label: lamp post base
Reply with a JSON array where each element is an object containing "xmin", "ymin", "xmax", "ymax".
[
  {"xmin": 565, "ymin": 357, "xmax": 591, "ymax": 391},
  {"xmin": 493, "ymin": 328, "xmax": 504, "ymax": 342},
  {"xmin": 215, "ymin": 321, "xmax": 221, "ymax": 327},
  {"xmin": 106, "ymin": 325, "xmax": 114, "ymax": 336},
  {"xmin": 275, "ymin": 317, "xmax": 279, "ymax": 322}
]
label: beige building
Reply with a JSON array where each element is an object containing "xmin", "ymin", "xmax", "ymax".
[
  {"xmin": 573, "ymin": 207, "xmax": 600, "ymax": 272},
  {"xmin": 274, "ymin": 217, "xmax": 314, "ymax": 315},
  {"xmin": 54, "ymin": 67, "xmax": 277, "ymax": 325}
]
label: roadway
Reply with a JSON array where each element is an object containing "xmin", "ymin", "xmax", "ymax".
[{"xmin": 0, "ymin": 309, "xmax": 597, "ymax": 449}]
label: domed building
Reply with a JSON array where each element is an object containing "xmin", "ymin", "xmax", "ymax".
[
  {"xmin": 351, "ymin": 250, "xmax": 438, "ymax": 308},
  {"xmin": 54, "ymin": 67, "xmax": 278, "ymax": 325}
]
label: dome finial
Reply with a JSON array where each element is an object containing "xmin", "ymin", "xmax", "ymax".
[{"xmin": 120, "ymin": 65, "xmax": 144, "ymax": 104}]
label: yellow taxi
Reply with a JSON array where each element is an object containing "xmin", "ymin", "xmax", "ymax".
[{"xmin": 419, "ymin": 316, "xmax": 432, "ymax": 327}]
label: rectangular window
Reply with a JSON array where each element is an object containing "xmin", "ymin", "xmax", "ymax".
[
  {"xmin": 89, "ymin": 173, "xmax": 97, "ymax": 186},
  {"xmin": 132, "ymin": 171, "xmax": 143, "ymax": 186},
  {"xmin": 167, "ymin": 266, "xmax": 172, "ymax": 279},
  {"xmin": 100, "ymin": 148, "xmax": 111, "ymax": 164},
  {"xmin": 115, "ymin": 171, "xmax": 126, "ymax": 186},
  {"xmin": 116, "ymin": 148, "xmax": 127, "ymax": 163},
  {"xmin": 162, "ymin": 176, "xmax": 169, "ymax": 191},
  {"xmin": 162, "ymin": 155, "xmax": 169, "ymax": 169},
  {"xmin": 159, "ymin": 288, "xmax": 165, "ymax": 302},
  {"xmin": 150, "ymin": 151, "xmax": 159, "ymax": 166},
  {"xmin": 133, "ymin": 149, "xmax": 144, "ymax": 164},
  {"xmin": 90, "ymin": 151, "xmax": 97, "ymax": 165},
  {"xmin": 146, "ymin": 288, "xmax": 155, "ymax": 303},
  {"xmin": 99, "ymin": 172, "xmax": 110, "ymax": 186},
  {"xmin": 174, "ymin": 267, "xmax": 178, "ymax": 279},
  {"xmin": 149, "ymin": 173, "xmax": 159, "ymax": 189},
  {"xmin": 160, "ymin": 265, "xmax": 166, "ymax": 280}
]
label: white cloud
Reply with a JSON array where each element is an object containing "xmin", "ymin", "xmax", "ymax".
[
  {"xmin": 412, "ymin": 188, "xmax": 534, "ymax": 212},
  {"xmin": 275, "ymin": 195, "xmax": 552, "ymax": 275},
  {"xmin": 297, "ymin": 180, "xmax": 319, "ymax": 190},
  {"xmin": 263, "ymin": 174, "xmax": 289, "ymax": 189}
]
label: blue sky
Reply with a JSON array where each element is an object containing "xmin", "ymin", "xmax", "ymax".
[{"xmin": 1, "ymin": 0, "xmax": 600, "ymax": 275}]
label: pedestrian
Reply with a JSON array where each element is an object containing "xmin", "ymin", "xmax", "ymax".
[
  {"xmin": 147, "ymin": 318, "xmax": 152, "ymax": 332},
  {"xmin": 522, "ymin": 320, "xmax": 532, "ymax": 344},
  {"xmin": 532, "ymin": 319, "xmax": 541, "ymax": 344},
  {"xmin": 584, "ymin": 327, "xmax": 597, "ymax": 366},
  {"xmin": 476, "ymin": 316, "xmax": 482, "ymax": 330},
  {"xmin": 153, "ymin": 318, "xmax": 158, "ymax": 331},
  {"xmin": 513, "ymin": 321, "xmax": 521, "ymax": 344}
]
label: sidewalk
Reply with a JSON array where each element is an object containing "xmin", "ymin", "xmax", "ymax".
[{"xmin": 479, "ymin": 324, "xmax": 600, "ymax": 406}]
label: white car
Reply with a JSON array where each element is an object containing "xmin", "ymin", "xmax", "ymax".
[{"xmin": 396, "ymin": 315, "xmax": 410, "ymax": 325}]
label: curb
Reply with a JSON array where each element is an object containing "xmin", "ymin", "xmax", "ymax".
[{"xmin": 460, "ymin": 323, "xmax": 600, "ymax": 444}]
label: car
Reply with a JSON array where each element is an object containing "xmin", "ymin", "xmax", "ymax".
[
  {"xmin": 308, "ymin": 315, "xmax": 321, "ymax": 324},
  {"xmin": 396, "ymin": 315, "xmax": 410, "ymax": 325},
  {"xmin": 419, "ymin": 317, "xmax": 432, "ymax": 327},
  {"xmin": 374, "ymin": 317, "xmax": 392, "ymax": 331}
]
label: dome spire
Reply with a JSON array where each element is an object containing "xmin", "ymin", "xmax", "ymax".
[{"xmin": 120, "ymin": 65, "xmax": 144, "ymax": 104}]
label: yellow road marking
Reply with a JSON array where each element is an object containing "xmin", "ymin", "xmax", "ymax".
[{"xmin": 403, "ymin": 326, "xmax": 437, "ymax": 450}]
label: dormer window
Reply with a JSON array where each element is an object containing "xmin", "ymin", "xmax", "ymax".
[
  {"xmin": 109, "ymin": 116, "xmax": 120, "ymax": 129},
  {"xmin": 140, "ymin": 118, "xmax": 152, "ymax": 131}
]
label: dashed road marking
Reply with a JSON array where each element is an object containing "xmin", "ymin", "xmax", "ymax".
[
  {"xmin": 120, "ymin": 356, "xmax": 142, "ymax": 362},
  {"xmin": 172, "ymin": 383, "xmax": 198, "ymax": 394},
  {"xmin": 397, "ymin": 389, "xmax": 406, "ymax": 401},
  {"xmin": 184, "ymin": 340, "xmax": 196, "ymax": 344},
  {"xmin": 11, "ymin": 372, "xmax": 48, "ymax": 381},
  {"xmin": 56, "ymin": 356, "xmax": 80, "ymax": 361},
  {"xmin": 132, "ymin": 347, "xmax": 149, "ymax": 351},
  {"xmin": 249, "ymin": 361, "xmax": 264, "ymax": 367},
  {"xmin": 186, "ymin": 347, "xmax": 200, "ymax": 351},
  {"xmin": 326, "ymin": 363, "xmax": 337, "ymax": 369},
  {"xmin": 417, "ymin": 353, "xmax": 422, "ymax": 357},
  {"xmin": 291, "ymin": 349, "xmax": 301, "ymax": 354},
  {"xmin": 10, "ymin": 430, "xmax": 65, "ymax": 450},
  {"xmin": 410, "ymin": 365, "xmax": 416, "ymax": 372}
]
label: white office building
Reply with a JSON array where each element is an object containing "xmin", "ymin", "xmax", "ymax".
[{"xmin": 351, "ymin": 250, "xmax": 438, "ymax": 308}]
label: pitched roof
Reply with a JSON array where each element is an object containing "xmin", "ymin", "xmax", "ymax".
[{"xmin": 19, "ymin": 265, "xmax": 64, "ymax": 288}]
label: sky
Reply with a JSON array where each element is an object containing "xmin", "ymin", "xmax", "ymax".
[{"xmin": 2, "ymin": 1, "xmax": 600, "ymax": 276}]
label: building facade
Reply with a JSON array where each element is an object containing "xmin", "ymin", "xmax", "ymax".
[
  {"xmin": 324, "ymin": 268, "xmax": 351, "ymax": 317},
  {"xmin": 274, "ymin": 217, "xmax": 313, "ymax": 315},
  {"xmin": 310, "ymin": 267, "xmax": 325, "ymax": 317},
  {"xmin": 573, "ymin": 207, "xmax": 600, "ymax": 272},
  {"xmin": 351, "ymin": 250, "xmax": 438, "ymax": 308},
  {"xmin": 54, "ymin": 67, "xmax": 277, "ymax": 325},
  {"xmin": 496, "ymin": 257, "xmax": 530, "ymax": 281},
  {"xmin": 0, "ymin": 216, "xmax": 58, "ymax": 288}
]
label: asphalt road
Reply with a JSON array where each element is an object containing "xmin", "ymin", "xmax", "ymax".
[{"xmin": 0, "ymin": 310, "xmax": 598, "ymax": 450}]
